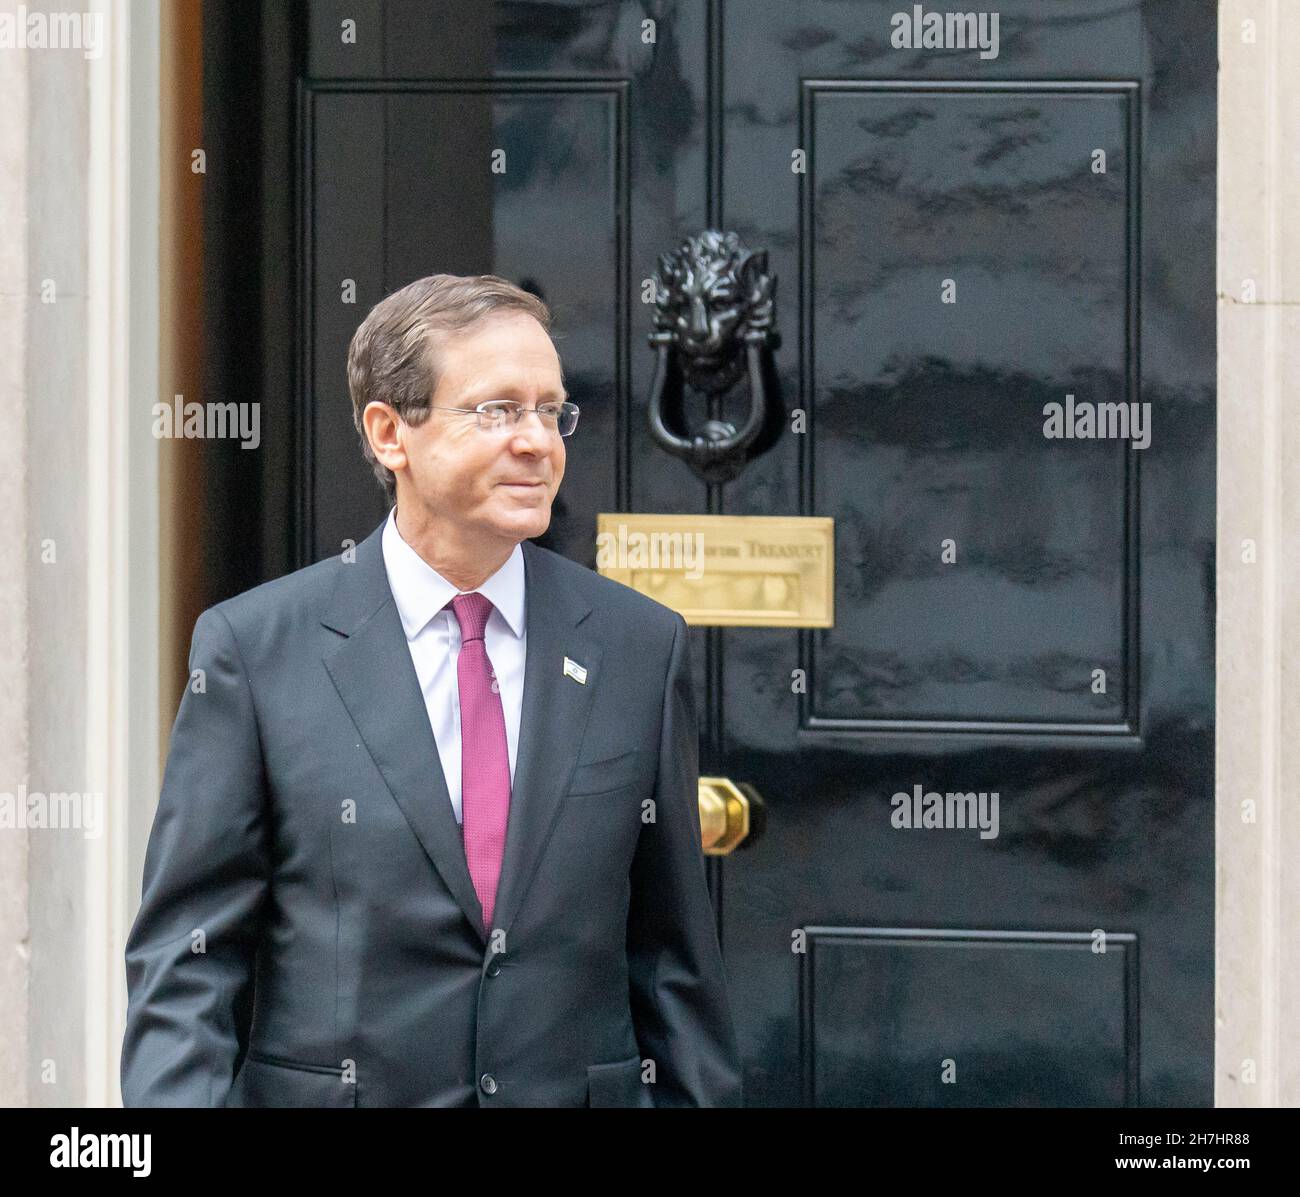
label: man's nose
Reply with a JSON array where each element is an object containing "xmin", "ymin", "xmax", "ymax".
[{"xmin": 506, "ymin": 409, "xmax": 555, "ymax": 450}]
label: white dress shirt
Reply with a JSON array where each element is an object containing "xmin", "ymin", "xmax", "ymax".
[{"xmin": 380, "ymin": 505, "xmax": 527, "ymax": 824}]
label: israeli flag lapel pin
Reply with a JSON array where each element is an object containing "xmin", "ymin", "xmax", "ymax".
[{"xmin": 563, "ymin": 656, "xmax": 588, "ymax": 685}]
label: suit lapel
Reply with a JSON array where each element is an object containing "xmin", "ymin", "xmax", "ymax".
[
  {"xmin": 490, "ymin": 538, "xmax": 601, "ymax": 940},
  {"xmin": 319, "ymin": 519, "xmax": 602, "ymax": 948},
  {"xmin": 321, "ymin": 519, "xmax": 489, "ymax": 943}
]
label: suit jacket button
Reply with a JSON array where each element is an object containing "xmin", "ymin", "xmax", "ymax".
[
  {"xmin": 480, "ymin": 1073, "xmax": 498, "ymax": 1095},
  {"xmin": 487, "ymin": 960, "xmax": 501, "ymax": 977}
]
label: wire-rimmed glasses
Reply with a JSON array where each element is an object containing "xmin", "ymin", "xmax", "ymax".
[{"xmin": 428, "ymin": 399, "xmax": 580, "ymax": 436}]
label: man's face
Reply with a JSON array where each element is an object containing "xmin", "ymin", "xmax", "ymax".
[{"xmin": 397, "ymin": 311, "xmax": 566, "ymax": 547}]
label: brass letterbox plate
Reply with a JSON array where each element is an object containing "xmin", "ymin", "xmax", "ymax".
[{"xmin": 595, "ymin": 513, "xmax": 834, "ymax": 628}]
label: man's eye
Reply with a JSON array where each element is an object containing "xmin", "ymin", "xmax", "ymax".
[
  {"xmin": 480, "ymin": 401, "xmax": 517, "ymax": 416},
  {"xmin": 537, "ymin": 403, "xmax": 562, "ymax": 417}
]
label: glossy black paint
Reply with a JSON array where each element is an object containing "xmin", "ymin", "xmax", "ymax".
[
  {"xmin": 719, "ymin": 0, "xmax": 1214, "ymax": 1108},
  {"xmin": 221, "ymin": 0, "xmax": 1214, "ymax": 1107}
]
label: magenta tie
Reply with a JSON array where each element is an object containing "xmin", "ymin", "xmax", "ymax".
[{"xmin": 448, "ymin": 592, "xmax": 512, "ymax": 929}]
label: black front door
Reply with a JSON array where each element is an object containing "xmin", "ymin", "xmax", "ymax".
[{"xmin": 249, "ymin": 0, "xmax": 1215, "ymax": 1106}]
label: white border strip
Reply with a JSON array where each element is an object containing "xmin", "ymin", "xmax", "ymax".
[{"xmin": 85, "ymin": 0, "xmax": 161, "ymax": 1107}]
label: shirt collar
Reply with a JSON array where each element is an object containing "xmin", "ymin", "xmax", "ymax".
[{"xmin": 381, "ymin": 506, "xmax": 526, "ymax": 641}]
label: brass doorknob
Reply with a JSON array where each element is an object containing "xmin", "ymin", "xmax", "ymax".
[{"xmin": 697, "ymin": 776, "xmax": 762, "ymax": 855}]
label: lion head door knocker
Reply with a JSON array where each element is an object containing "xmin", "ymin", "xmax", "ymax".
[{"xmin": 647, "ymin": 230, "xmax": 783, "ymax": 484}]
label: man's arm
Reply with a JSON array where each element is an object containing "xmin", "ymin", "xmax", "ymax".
[
  {"xmin": 626, "ymin": 613, "xmax": 743, "ymax": 1107},
  {"xmin": 121, "ymin": 606, "xmax": 269, "ymax": 1107}
]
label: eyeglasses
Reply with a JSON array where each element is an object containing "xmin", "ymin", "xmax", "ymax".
[{"xmin": 427, "ymin": 399, "xmax": 580, "ymax": 436}]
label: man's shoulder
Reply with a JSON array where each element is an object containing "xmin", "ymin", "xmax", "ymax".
[{"xmin": 200, "ymin": 550, "xmax": 350, "ymax": 644}]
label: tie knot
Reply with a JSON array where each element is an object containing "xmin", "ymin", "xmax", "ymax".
[{"xmin": 449, "ymin": 591, "xmax": 493, "ymax": 642}]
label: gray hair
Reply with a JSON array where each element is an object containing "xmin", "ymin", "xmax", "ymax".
[{"xmin": 346, "ymin": 273, "xmax": 554, "ymax": 499}]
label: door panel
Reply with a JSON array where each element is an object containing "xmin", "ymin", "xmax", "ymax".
[
  {"xmin": 807, "ymin": 83, "xmax": 1134, "ymax": 729},
  {"xmin": 807, "ymin": 929, "xmax": 1137, "ymax": 1107}
]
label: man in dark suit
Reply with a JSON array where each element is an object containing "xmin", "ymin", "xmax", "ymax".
[{"xmin": 121, "ymin": 274, "xmax": 743, "ymax": 1107}]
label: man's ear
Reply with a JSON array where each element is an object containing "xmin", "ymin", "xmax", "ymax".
[{"xmin": 363, "ymin": 401, "xmax": 407, "ymax": 476}]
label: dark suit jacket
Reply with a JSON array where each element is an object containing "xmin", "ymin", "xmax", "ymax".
[{"xmin": 120, "ymin": 516, "xmax": 742, "ymax": 1107}]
